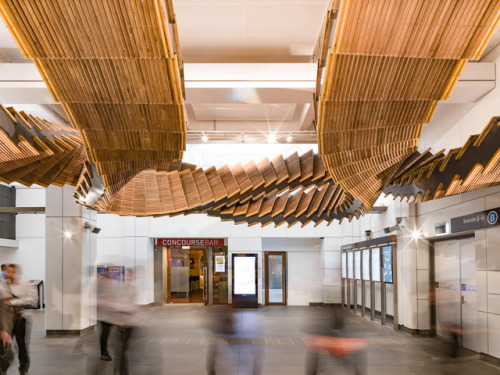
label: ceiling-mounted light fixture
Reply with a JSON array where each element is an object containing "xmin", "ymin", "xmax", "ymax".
[
  {"xmin": 201, "ymin": 134, "xmax": 208, "ymax": 143},
  {"xmin": 267, "ymin": 133, "xmax": 276, "ymax": 144},
  {"xmin": 286, "ymin": 134, "xmax": 293, "ymax": 143},
  {"xmin": 241, "ymin": 133, "xmax": 245, "ymax": 143}
]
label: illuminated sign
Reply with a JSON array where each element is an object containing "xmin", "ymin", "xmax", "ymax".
[
  {"xmin": 354, "ymin": 251, "xmax": 361, "ymax": 280},
  {"xmin": 341, "ymin": 252, "xmax": 347, "ymax": 278},
  {"xmin": 156, "ymin": 238, "xmax": 225, "ymax": 247},
  {"xmin": 371, "ymin": 247, "xmax": 381, "ymax": 282},
  {"xmin": 215, "ymin": 254, "xmax": 225, "ymax": 273},
  {"xmin": 362, "ymin": 249, "xmax": 370, "ymax": 281},
  {"xmin": 347, "ymin": 252, "xmax": 354, "ymax": 279},
  {"xmin": 233, "ymin": 256, "xmax": 257, "ymax": 295},
  {"xmin": 382, "ymin": 246, "xmax": 393, "ymax": 283}
]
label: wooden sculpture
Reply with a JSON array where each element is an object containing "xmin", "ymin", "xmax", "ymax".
[
  {"xmin": 1, "ymin": 0, "xmax": 500, "ymax": 226},
  {"xmin": 317, "ymin": 0, "xmax": 500, "ymax": 211}
]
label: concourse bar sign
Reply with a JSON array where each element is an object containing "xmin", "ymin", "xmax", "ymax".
[
  {"xmin": 156, "ymin": 238, "xmax": 225, "ymax": 247},
  {"xmin": 451, "ymin": 207, "xmax": 500, "ymax": 233}
]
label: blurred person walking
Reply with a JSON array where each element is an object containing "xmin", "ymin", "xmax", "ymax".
[
  {"xmin": 0, "ymin": 264, "xmax": 34, "ymax": 375},
  {"xmin": 0, "ymin": 289, "xmax": 13, "ymax": 375},
  {"xmin": 97, "ymin": 269, "xmax": 139, "ymax": 375}
]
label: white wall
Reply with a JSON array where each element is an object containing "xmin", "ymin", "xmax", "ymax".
[
  {"xmin": 96, "ymin": 213, "xmax": 330, "ymax": 306},
  {"xmin": 0, "ymin": 185, "xmax": 45, "ymax": 282},
  {"xmin": 263, "ymin": 238, "xmax": 322, "ymax": 305},
  {"xmin": 417, "ymin": 185, "xmax": 500, "ymax": 359}
]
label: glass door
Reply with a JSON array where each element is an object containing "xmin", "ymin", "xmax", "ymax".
[
  {"xmin": 212, "ymin": 246, "xmax": 228, "ymax": 304},
  {"xmin": 265, "ymin": 252, "xmax": 287, "ymax": 305},
  {"xmin": 168, "ymin": 247, "xmax": 189, "ymax": 303}
]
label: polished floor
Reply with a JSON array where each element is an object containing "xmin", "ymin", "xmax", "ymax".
[{"xmin": 13, "ymin": 306, "xmax": 500, "ymax": 374}]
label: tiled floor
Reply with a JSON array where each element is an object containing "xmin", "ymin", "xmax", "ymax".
[{"xmin": 10, "ymin": 306, "xmax": 500, "ymax": 374}]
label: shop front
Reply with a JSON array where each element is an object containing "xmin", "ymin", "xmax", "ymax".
[{"xmin": 154, "ymin": 238, "xmax": 228, "ymax": 305}]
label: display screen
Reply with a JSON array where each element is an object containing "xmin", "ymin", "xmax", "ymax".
[
  {"xmin": 233, "ymin": 256, "xmax": 256, "ymax": 295},
  {"xmin": 215, "ymin": 254, "xmax": 225, "ymax": 273},
  {"xmin": 347, "ymin": 252, "xmax": 354, "ymax": 279},
  {"xmin": 382, "ymin": 245, "xmax": 393, "ymax": 283},
  {"xmin": 341, "ymin": 252, "xmax": 347, "ymax": 278},
  {"xmin": 371, "ymin": 247, "xmax": 381, "ymax": 282},
  {"xmin": 354, "ymin": 251, "xmax": 361, "ymax": 279},
  {"xmin": 362, "ymin": 249, "xmax": 370, "ymax": 281}
]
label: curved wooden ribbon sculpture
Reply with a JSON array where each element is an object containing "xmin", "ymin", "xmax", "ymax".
[
  {"xmin": 0, "ymin": 0, "xmax": 500, "ymax": 227},
  {"xmin": 317, "ymin": 0, "xmax": 500, "ymax": 211}
]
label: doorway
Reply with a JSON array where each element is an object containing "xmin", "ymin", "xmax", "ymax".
[
  {"xmin": 434, "ymin": 237, "xmax": 478, "ymax": 351},
  {"xmin": 155, "ymin": 245, "xmax": 229, "ymax": 305},
  {"xmin": 167, "ymin": 247, "xmax": 207, "ymax": 304},
  {"xmin": 264, "ymin": 251, "xmax": 287, "ymax": 305}
]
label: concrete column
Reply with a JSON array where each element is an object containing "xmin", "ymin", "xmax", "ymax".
[
  {"xmin": 397, "ymin": 203, "xmax": 419, "ymax": 332},
  {"xmin": 321, "ymin": 238, "xmax": 342, "ymax": 304},
  {"xmin": 45, "ymin": 186, "xmax": 97, "ymax": 335}
]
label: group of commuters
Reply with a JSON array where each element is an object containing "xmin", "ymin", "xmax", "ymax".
[{"xmin": 0, "ymin": 264, "xmax": 34, "ymax": 375}]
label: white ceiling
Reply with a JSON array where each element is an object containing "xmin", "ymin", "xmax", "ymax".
[
  {"xmin": 0, "ymin": 2, "xmax": 499, "ymax": 146},
  {"xmin": 172, "ymin": 0, "xmax": 330, "ymax": 63}
]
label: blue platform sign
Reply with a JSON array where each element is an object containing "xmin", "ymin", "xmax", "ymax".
[{"xmin": 382, "ymin": 245, "xmax": 393, "ymax": 284}]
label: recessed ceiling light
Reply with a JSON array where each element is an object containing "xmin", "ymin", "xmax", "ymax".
[{"xmin": 267, "ymin": 134, "xmax": 276, "ymax": 144}]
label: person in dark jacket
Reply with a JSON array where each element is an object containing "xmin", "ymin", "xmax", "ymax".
[{"xmin": 0, "ymin": 292, "xmax": 13, "ymax": 375}]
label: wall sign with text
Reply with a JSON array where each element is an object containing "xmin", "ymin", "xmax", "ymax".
[
  {"xmin": 451, "ymin": 207, "xmax": 500, "ymax": 233},
  {"xmin": 156, "ymin": 238, "xmax": 225, "ymax": 247}
]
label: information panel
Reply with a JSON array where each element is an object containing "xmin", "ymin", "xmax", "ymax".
[
  {"xmin": 362, "ymin": 249, "xmax": 370, "ymax": 281},
  {"xmin": 234, "ymin": 257, "xmax": 256, "ymax": 295},
  {"xmin": 347, "ymin": 252, "xmax": 354, "ymax": 279},
  {"xmin": 371, "ymin": 247, "xmax": 381, "ymax": 282},
  {"xmin": 354, "ymin": 251, "xmax": 361, "ymax": 280},
  {"xmin": 232, "ymin": 254, "xmax": 258, "ymax": 308},
  {"xmin": 382, "ymin": 245, "xmax": 393, "ymax": 283},
  {"xmin": 341, "ymin": 252, "xmax": 347, "ymax": 278}
]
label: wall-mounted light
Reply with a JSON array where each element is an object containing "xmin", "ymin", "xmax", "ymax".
[
  {"xmin": 267, "ymin": 133, "xmax": 276, "ymax": 144},
  {"xmin": 286, "ymin": 134, "xmax": 293, "ymax": 143},
  {"xmin": 201, "ymin": 134, "xmax": 208, "ymax": 143},
  {"xmin": 64, "ymin": 231, "xmax": 73, "ymax": 239},
  {"xmin": 411, "ymin": 230, "xmax": 422, "ymax": 240}
]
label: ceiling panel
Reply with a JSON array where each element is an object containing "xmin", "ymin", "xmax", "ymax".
[
  {"xmin": 174, "ymin": 3, "xmax": 245, "ymax": 35},
  {"xmin": 192, "ymin": 103, "xmax": 296, "ymax": 121},
  {"xmin": 173, "ymin": 0, "xmax": 330, "ymax": 62},
  {"xmin": 243, "ymin": 3, "xmax": 328, "ymax": 35}
]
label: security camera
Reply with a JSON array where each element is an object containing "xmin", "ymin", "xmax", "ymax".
[
  {"xmin": 365, "ymin": 230, "xmax": 372, "ymax": 240},
  {"xmin": 83, "ymin": 222, "xmax": 101, "ymax": 234},
  {"xmin": 384, "ymin": 217, "xmax": 404, "ymax": 233}
]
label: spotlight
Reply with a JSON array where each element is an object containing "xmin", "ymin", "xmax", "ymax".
[
  {"xmin": 286, "ymin": 134, "xmax": 293, "ymax": 143},
  {"xmin": 201, "ymin": 134, "xmax": 208, "ymax": 143},
  {"xmin": 411, "ymin": 230, "xmax": 422, "ymax": 240},
  {"xmin": 64, "ymin": 231, "xmax": 73, "ymax": 239},
  {"xmin": 267, "ymin": 133, "xmax": 276, "ymax": 143}
]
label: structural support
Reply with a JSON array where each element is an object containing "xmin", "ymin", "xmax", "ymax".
[{"xmin": 45, "ymin": 186, "xmax": 97, "ymax": 335}]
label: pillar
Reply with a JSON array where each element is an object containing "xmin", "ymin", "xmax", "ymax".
[{"xmin": 45, "ymin": 185, "xmax": 97, "ymax": 335}]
